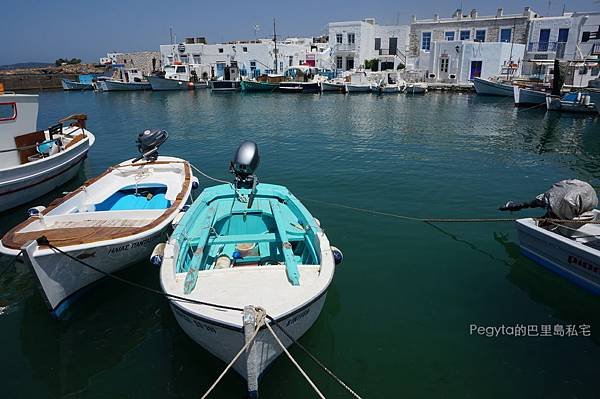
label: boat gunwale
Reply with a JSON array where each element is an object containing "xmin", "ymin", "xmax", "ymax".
[{"xmin": 0, "ymin": 158, "xmax": 192, "ymax": 251}]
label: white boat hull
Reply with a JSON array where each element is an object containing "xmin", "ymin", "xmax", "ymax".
[
  {"xmin": 513, "ymin": 86, "xmax": 547, "ymax": 106},
  {"xmin": 99, "ymin": 80, "xmax": 151, "ymax": 91},
  {"xmin": 147, "ymin": 75, "xmax": 204, "ymax": 90},
  {"xmin": 473, "ymin": 78, "xmax": 513, "ymax": 96},
  {"xmin": 61, "ymin": 79, "xmax": 93, "ymax": 91},
  {"xmin": 0, "ymin": 129, "xmax": 95, "ymax": 213},
  {"xmin": 516, "ymin": 219, "xmax": 600, "ymax": 295},
  {"xmin": 170, "ymin": 292, "xmax": 327, "ymax": 383},
  {"xmin": 22, "ymin": 231, "xmax": 164, "ymax": 317},
  {"xmin": 406, "ymin": 84, "xmax": 427, "ymax": 94}
]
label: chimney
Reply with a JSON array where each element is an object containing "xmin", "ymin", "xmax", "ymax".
[
  {"xmin": 433, "ymin": 13, "xmax": 439, "ymax": 22},
  {"xmin": 523, "ymin": 6, "xmax": 531, "ymax": 16},
  {"xmin": 470, "ymin": 9, "xmax": 478, "ymax": 19},
  {"xmin": 496, "ymin": 8, "xmax": 503, "ymax": 17},
  {"xmin": 411, "ymin": 15, "xmax": 417, "ymax": 23}
]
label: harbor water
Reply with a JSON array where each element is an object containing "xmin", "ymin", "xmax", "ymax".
[{"xmin": 1, "ymin": 90, "xmax": 599, "ymax": 398}]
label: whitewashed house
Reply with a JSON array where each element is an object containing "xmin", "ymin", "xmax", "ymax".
[
  {"xmin": 327, "ymin": 18, "xmax": 410, "ymax": 71},
  {"xmin": 159, "ymin": 37, "xmax": 329, "ymax": 78},
  {"xmin": 408, "ymin": 7, "xmax": 537, "ymax": 83}
]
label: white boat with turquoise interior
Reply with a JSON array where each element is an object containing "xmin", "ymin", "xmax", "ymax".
[
  {"xmin": 2, "ymin": 130, "xmax": 195, "ymax": 318},
  {"xmin": 159, "ymin": 141, "xmax": 341, "ymax": 397}
]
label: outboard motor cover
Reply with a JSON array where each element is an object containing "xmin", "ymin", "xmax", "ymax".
[
  {"xmin": 231, "ymin": 141, "xmax": 260, "ymax": 178},
  {"xmin": 136, "ymin": 129, "xmax": 168, "ymax": 161},
  {"xmin": 538, "ymin": 179, "xmax": 598, "ymax": 220}
]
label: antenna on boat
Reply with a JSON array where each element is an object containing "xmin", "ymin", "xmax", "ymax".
[
  {"xmin": 230, "ymin": 141, "xmax": 260, "ymax": 208},
  {"xmin": 133, "ymin": 129, "xmax": 169, "ymax": 163},
  {"xmin": 273, "ymin": 18, "xmax": 278, "ymax": 74}
]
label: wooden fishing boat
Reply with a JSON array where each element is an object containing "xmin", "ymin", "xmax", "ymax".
[
  {"xmin": 513, "ymin": 85, "xmax": 547, "ymax": 106},
  {"xmin": 159, "ymin": 141, "xmax": 341, "ymax": 397},
  {"xmin": 473, "ymin": 77, "xmax": 514, "ymax": 96},
  {"xmin": 240, "ymin": 80, "xmax": 279, "ymax": 92},
  {"xmin": 61, "ymin": 75, "xmax": 94, "ymax": 91},
  {"xmin": 406, "ymin": 82, "xmax": 428, "ymax": 94},
  {"xmin": 2, "ymin": 130, "xmax": 195, "ymax": 317},
  {"xmin": 0, "ymin": 91, "xmax": 95, "ymax": 213},
  {"xmin": 501, "ymin": 179, "xmax": 600, "ymax": 295},
  {"xmin": 321, "ymin": 81, "xmax": 346, "ymax": 93}
]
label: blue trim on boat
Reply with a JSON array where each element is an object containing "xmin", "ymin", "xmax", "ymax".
[{"xmin": 520, "ymin": 246, "xmax": 600, "ymax": 295}]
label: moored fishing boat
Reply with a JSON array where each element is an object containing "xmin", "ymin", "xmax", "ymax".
[
  {"xmin": 473, "ymin": 77, "xmax": 514, "ymax": 96},
  {"xmin": 61, "ymin": 74, "xmax": 94, "ymax": 91},
  {"xmin": 513, "ymin": 85, "xmax": 547, "ymax": 106},
  {"xmin": 346, "ymin": 71, "xmax": 373, "ymax": 93},
  {"xmin": 159, "ymin": 141, "xmax": 341, "ymax": 396},
  {"xmin": 500, "ymin": 179, "xmax": 600, "ymax": 295},
  {"xmin": 546, "ymin": 92, "xmax": 598, "ymax": 114},
  {"xmin": 0, "ymin": 90, "xmax": 95, "ymax": 213},
  {"xmin": 99, "ymin": 66, "xmax": 151, "ymax": 91},
  {"xmin": 321, "ymin": 80, "xmax": 346, "ymax": 93},
  {"xmin": 278, "ymin": 66, "xmax": 321, "ymax": 93},
  {"xmin": 406, "ymin": 82, "xmax": 428, "ymax": 94},
  {"xmin": 209, "ymin": 65, "xmax": 242, "ymax": 92},
  {"xmin": 240, "ymin": 79, "xmax": 280, "ymax": 92},
  {"xmin": 147, "ymin": 63, "xmax": 209, "ymax": 90},
  {"xmin": 2, "ymin": 130, "xmax": 195, "ymax": 317}
]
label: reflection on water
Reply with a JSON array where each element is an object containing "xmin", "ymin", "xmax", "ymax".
[{"xmin": 1, "ymin": 90, "xmax": 599, "ymax": 397}]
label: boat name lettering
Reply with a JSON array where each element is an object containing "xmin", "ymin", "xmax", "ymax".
[
  {"xmin": 108, "ymin": 237, "xmax": 155, "ymax": 255},
  {"xmin": 286, "ymin": 308, "xmax": 310, "ymax": 327},
  {"xmin": 567, "ymin": 255, "xmax": 600, "ymax": 275},
  {"xmin": 174, "ymin": 307, "xmax": 217, "ymax": 334}
]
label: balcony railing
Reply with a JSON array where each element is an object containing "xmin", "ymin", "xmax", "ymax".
[
  {"xmin": 528, "ymin": 41, "xmax": 566, "ymax": 58},
  {"xmin": 335, "ymin": 43, "xmax": 356, "ymax": 51},
  {"xmin": 377, "ymin": 48, "xmax": 407, "ymax": 66}
]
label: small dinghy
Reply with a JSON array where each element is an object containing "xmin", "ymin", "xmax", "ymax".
[
  {"xmin": 546, "ymin": 92, "xmax": 598, "ymax": 114},
  {"xmin": 0, "ymin": 129, "xmax": 195, "ymax": 317},
  {"xmin": 159, "ymin": 141, "xmax": 341, "ymax": 396},
  {"xmin": 500, "ymin": 179, "xmax": 600, "ymax": 295}
]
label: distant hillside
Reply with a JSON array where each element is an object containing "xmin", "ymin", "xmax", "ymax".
[{"xmin": 0, "ymin": 62, "xmax": 52, "ymax": 70}]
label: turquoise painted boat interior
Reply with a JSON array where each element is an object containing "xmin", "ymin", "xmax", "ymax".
[
  {"xmin": 173, "ymin": 183, "xmax": 320, "ymax": 287},
  {"xmin": 94, "ymin": 184, "xmax": 171, "ymax": 211}
]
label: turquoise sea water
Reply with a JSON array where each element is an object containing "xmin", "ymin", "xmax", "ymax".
[{"xmin": 1, "ymin": 89, "xmax": 599, "ymax": 398}]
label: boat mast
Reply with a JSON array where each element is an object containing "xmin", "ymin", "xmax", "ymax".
[
  {"xmin": 273, "ymin": 18, "xmax": 278, "ymax": 74},
  {"xmin": 507, "ymin": 17, "xmax": 516, "ymax": 79}
]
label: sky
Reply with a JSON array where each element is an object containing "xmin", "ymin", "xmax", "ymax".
[{"xmin": 1, "ymin": 0, "xmax": 599, "ymax": 65}]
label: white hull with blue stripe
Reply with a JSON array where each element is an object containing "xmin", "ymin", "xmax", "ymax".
[{"xmin": 516, "ymin": 216, "xmax": 600, "ymax": 295}]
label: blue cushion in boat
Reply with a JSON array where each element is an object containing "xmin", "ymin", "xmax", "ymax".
[
  {"xmin": 563, "ymin": 92, "xmax": 578, "ymax": 102},
  {"xmin": 95, "ymin": 190, "xmax": 170, "ymax": 211}
]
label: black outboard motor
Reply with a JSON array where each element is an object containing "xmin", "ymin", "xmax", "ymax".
[
  {"xmin": 230, "ymin": 141, "xmax": 260, "ymax": 207},
  {"xmin": 134, "ymin": 129, "xmax": 169, "ymax": 163}
]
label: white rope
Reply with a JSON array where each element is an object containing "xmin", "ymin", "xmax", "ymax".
[
  {"xmin": 265, "ymin": 321, "xmax": 326, "ymax": 399},
  {"xmin": 200, "ymin": 309, "xmax": 266, "ymax": 399},
  {"xmin": 189, "ymin": 163, "xmax": 230, "ymax": 185}
]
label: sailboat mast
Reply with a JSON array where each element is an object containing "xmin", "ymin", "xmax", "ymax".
[{"xmin": 273, "ymin": 18, "xmax": 278, "ymax": 74}]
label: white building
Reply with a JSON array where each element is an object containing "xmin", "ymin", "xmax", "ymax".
[
  {"xmin": 407, "ymin": 8, "xmax": 536, "ymax": 83},
  {"xmin": 327, "ymin": 18, "xmax": 410, "ymax": 71},
  {"xmin": 159, "ymin": 37, "xmax": 329, "ymax": 78}
]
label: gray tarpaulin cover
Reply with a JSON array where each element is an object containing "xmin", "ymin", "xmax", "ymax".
[{"xmin": 537, "ymin": 179, "xmax": 598, "ymax": 220}]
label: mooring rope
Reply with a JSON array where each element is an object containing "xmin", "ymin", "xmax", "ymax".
[
  {"xmin": 265, "ymin": 320, "xmax": 326, "ymax": 399},
  {"xmin": 37, "ymin": 236, "xmax": 363, "ymax": 398},
  {"xmin": 0, "ymin": 250, "xmax": 23, "ymax": 279},
  {"xmin": 200, "ymin": 308, "xmax": 266, "ymax": 399}
]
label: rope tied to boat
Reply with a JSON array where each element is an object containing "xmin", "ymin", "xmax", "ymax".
[
  {"xmin": 36, "ymin": 237, "xmax": 364, "ymax": 398},
  {"xmin": 200, "ymin": 307, "xmax": 266, "ymax": 399}
]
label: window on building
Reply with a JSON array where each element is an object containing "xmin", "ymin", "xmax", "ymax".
[
  {"xmin": 336, "ymin": 56, "xmax": 343, "ymax": 69},
  {"xmin": 348, "ymin": 33, "xmax": 355, "ymax": 44},
  {"xmin": 346, "ymin": 57, "xmax": 354, "ymax": 70},
  {"xmin": 192, "ymin": 54, "xmax": 201, "ymax": 64},
  {"xmin": 460, "ymin": 30, "xmax": 470, "ymax": 40},
  {"xmin": 0, "ymin": 102, "xmax": 16, "ymax": 121},
  {"xmin": 475, "ymin": 30, "xmax": 486, "ymax": 42},
  {"xmin": 421, "ymin": 32, "xmax": 432, "ymax": 51},
  {"xmin": 289, "ymin": 56, "xmax": 293, "ymax": 66},
  {"xmin": 440, "ymin": 58, "xmax": 449, "ymax": 73},
  {"xmin": 336, "ymin": 34, "xmax": 342, "ymax": 44},
  {"xmin": 445, "ymin": 31, "xmax": 455, "ymax": 41},
  {"xmin": 375, "ymin": 37, "xmax": 381, "ymax": 50},
  {"xmin": 500, "ymin": 28, "xmax": 512, "ymax": 43},
  {"xmin": 243, "ymin": 47, "xmax": 248, "ymax": 52},
  {"xmin": 558, "ymin": 28, "xmax": 569, "ymax": 43},
  {"xmin": 218, "ymin": 48, "xmax": 223, "ymax": 53},
  {"xmin": 250, "ymin": 61, "xmax": 256, "ymax": 67}
]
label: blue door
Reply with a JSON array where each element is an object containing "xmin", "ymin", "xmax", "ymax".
[
  {"xmin": 469, "ymin": 61, "xmax": 482, "ymax": 80},
  {"xmin": 539, "ymin": 29, "xmax": 551, "ymax": 51}
]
